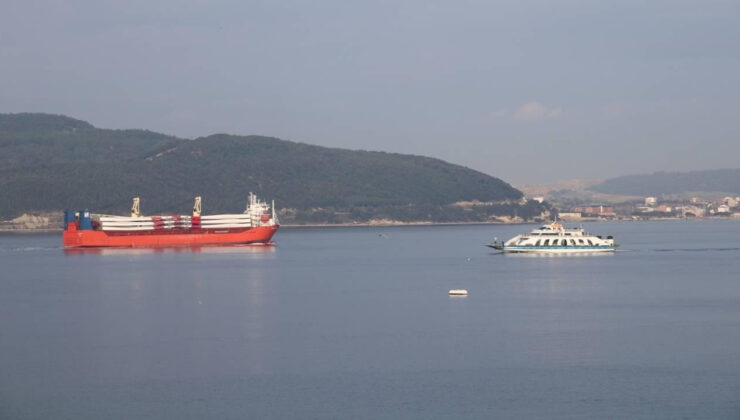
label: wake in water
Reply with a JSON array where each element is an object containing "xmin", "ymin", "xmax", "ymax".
[
  {"xmin": 0, "ymin": 246, "xmax": 62, "ymax": 253},
  {"xmin": 654, "ymin": 247, "xmax": 740, "ymax": 252}
]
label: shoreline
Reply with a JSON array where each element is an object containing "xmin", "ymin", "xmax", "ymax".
[
  {"xmin": 0, "ymin": 221, "xmax": 531, "ymax": 233},
  {"xmin": 2, "ymin": 217, "xmax": 738, "ymax": 233}
]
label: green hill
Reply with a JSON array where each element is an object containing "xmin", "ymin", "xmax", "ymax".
[
  {"xmin": 0, "ymin": 113, "xmax": 547, "ymax": 224},
  {"xmin": 589, "ymin": 169, "xmax": 740, "ymax": 197}
]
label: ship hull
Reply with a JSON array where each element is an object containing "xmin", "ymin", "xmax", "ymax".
[
  {"xmin": 488, "ymin": 245, "xmax": 615, "ymax": 253},
  {"xmin": 63, "ymin": 225, "xmax": 279, "ymax": 248}
]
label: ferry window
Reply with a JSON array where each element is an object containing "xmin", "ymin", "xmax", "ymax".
[
  {"xmin": 587, "ymin": 240, "xmax": 593, "ymax": 246},
  {"xmin": 543, "ymin": 239, "xmax": 549, "ymax": 246},
  {"xmin": 535, "ymin": 240, "xmax": 541, "ymax": 246},
  {"xmin": 569, "ymin": 239, "xmax": 576, "ymax": 245},
  {"xmin": 578, "ymin": 239, "xmax": 585, "ymax": 244},
  {"xmin": 561, "ymin": 239, "xmax": 567, "ymax": 246}
]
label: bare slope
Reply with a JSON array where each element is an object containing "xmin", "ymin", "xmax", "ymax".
[{"xmin": 590, "ymin": 169, "xmax": 740, "ymax": 197}]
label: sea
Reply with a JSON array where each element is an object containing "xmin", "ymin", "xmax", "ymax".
[{"xmin": 1, "ymin": 220, "xmax": 739, "ymax": 419}]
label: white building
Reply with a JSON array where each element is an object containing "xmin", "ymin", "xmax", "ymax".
[
  {"xmin": 676, "ymin": 205, "xmax": 706, "ymax": 217},
  {"xmin": 558, "ymin": 212, "xmax": 582, "ymax": 221},
  {"xmin": 645, "ymin": 197, "xmax": 657, "ymax": 206}
]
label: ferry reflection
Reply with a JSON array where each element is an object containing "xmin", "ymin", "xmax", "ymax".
[{"xmin": 63, "ymin": 243, "xmax": 276, "ymax": 257}]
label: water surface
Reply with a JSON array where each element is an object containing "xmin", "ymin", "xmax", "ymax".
[{"xmin": 1, "ymin": 220, "xmax": 740, "ymax": 419}]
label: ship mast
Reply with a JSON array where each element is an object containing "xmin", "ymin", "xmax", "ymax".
[
  {"xmin": 193, "ymin": 196, "xmax": 202, "ymax": 217},
  {"xmin": 130, "ymin": 197, "xmax": 140, "ymax": 217}
]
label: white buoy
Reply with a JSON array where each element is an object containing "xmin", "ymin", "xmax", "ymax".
[{"xmin": 449, "ymin": 289, "xmax": 468, "ymax": 296}]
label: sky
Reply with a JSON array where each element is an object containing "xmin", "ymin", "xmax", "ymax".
[{"xmin": 1, "ymin": 0, "xmax": 739, "ymax": 184}]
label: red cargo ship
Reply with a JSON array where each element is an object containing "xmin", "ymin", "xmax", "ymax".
[{"xmin": 63, "ymin": 194, "xmax": 279, "ymax": 248}]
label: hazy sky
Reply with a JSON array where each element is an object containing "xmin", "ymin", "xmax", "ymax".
[{"xmin": 2, "ymin": 1, "xmax": 739, "ymax": 184}]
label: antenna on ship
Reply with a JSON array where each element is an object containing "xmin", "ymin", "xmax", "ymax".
[
  {"xmin": 193, "ymin": 196, "xmax": 202, "ymax": 217},
  {"xmin": 246, "ymin": 192, "xmax": 256, "ymax": 211},
  {"xmin": 131, "ymin": 197, "xmax": 140, "ymax": 217},
  {"xmin": 272, "ymin": 199, "xmax": 278, "ymax": 224}
]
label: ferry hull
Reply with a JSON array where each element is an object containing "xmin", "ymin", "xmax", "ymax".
[
  {"xmin": 63, "ymin": 225, "xmax": 279, "ymax": 248},
  {"xmin": 498, "ymin": 246, "xmax": 615, "ymax": 253}
]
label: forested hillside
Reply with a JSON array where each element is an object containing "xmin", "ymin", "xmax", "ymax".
[{"xmin": 0, "ymin": 113, "xmax": 547, "ymax": 224}]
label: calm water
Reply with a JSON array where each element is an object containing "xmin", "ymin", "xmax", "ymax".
[{"xmin": 1, "ymin": 220, "xmax": 740, "ymax": 419}]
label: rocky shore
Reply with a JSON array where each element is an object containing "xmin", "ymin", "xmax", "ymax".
[{"xmin": 0, "ymin": 213, "xmax": 61, "ymax": 232}]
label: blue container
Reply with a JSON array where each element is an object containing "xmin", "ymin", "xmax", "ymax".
[
  {"xmin": 63, "ymin": 210, "xmax": 77, "ymax": 229},
  {"xmin": 78, "ymin": 209, "xmax": 93, "ymax": 230}
]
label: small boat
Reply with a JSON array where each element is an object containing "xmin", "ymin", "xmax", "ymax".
[
  {"xmin": 487, "ymin": 222, "xmax": 617, "ymax": 253},
  {"xmin": 449, "ymin": 289, "xmax": 468, "ymax": 296}
]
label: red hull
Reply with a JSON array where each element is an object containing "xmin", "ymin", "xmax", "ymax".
[{"xmin": 63, "ymin": 223, "xmax": 279, "ymax": 248}]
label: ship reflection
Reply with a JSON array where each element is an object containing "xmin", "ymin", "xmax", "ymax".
[{"xmin": 64, "ymin": 243, "xmax": 276, "ymax": 257}]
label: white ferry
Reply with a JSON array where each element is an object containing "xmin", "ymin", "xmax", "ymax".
[{"xmin": 487, "ymin": 222, "xmax": 617, "ymax": 253}]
